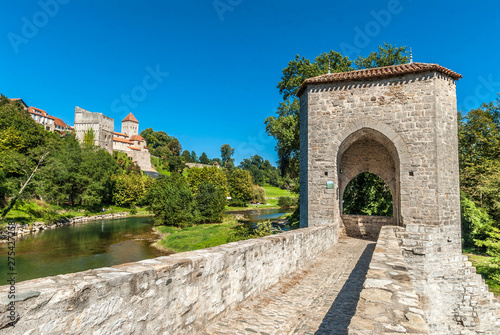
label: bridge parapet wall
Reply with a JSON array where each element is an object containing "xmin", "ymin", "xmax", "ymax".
[
  {"xmin": 341, "ymin": 215, "xmax": 394, "ymax": 240},
  {"xmin": 348, "ymin": 226, "xmax": 429, "ymax": 334},
  {"xmin": 0, "ymin": 225, "xmax": 336, "ymax": 334}
]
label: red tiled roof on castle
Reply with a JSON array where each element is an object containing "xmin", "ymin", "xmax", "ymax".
[
  {"xmin": 122, "ymin": 113, "xmax": 139, "ymax": 123},
  {"xmin": 130, "ymin": 135, "xmax": 145, "ymax": 142},
  {"xmin": 114, "ymin": 137, "xmax": 133, "ymax": 144},
  {"xmin": 297, "ymin": 63, "xmax": 462, "ymax": 96},
  {"xmin": 127, "ymin": 146, "xmax": 141, "ymax": 151},
  {"xmin": 113, "ymin": 131, "xmax": 128, "ymax": 137}
]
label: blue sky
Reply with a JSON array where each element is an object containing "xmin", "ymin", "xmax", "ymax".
[{"xmin": 1, "ymin": 0, "xmax": 499, "ymax": 165}]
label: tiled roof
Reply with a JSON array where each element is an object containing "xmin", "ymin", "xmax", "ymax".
[
  {"xmin": 130, "ymin": 135, "xmax": 145, "ymax": 142},
  {"xmin": 28, "ymin": 106, "xmax": 55, "ymax": 119},
  {"xmin": 114, "ymin": 137, "xmax": 133, "ymax": 144},
  {"xmin": 113, "ymin": 131, "xmax": 128, "ymax": 137},
  {"xmin": 122, "ymin": 113, "xmax": 139, "ymax": 123},
  {"xmin": 127, "ymin": 146, "xmax": 141, "ymax": 151},
  {"xmin": 53, "ymin": 117, "xmax": 70, "ymax": 128},
  {"xmin": 297, "ymin": 63, "xmax": 462, "ymax": 96}
]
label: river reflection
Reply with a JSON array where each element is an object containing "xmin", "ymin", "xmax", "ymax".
[{"xmin": 0, "ymin": 217, "xmax": 169, "ymax": 283}]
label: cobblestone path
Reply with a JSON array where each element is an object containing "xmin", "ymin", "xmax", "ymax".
[{"xmin": 199, "ymin": 237, "xmax": 375, "ymax": 335}]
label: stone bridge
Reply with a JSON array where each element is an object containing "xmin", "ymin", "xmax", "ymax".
[{"xmin": 2, "ymin": 63, "xmax": 500, "ymax": 334}]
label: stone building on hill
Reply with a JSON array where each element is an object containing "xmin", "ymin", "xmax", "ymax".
[
  {"xmin": 74, "ymin": 106, "xmax": 114, "ymax": 153},
  {"xmin": 73, "ymin": 107, "xmax": 153, "ymax": 172}
]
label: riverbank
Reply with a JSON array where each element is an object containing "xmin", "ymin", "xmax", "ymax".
[
  {"xmin": 0, "ymin": 211, "xmax": 153, "ymax": 242},
  {"xmin": 152, "ymin": 210, "xmax": 293, "ymax": 253}
]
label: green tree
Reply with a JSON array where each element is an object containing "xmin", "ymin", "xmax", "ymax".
[
  {"xmin": 167, "ymin": 138, "xmax": 182, "ymax": 155},
  {"xmin": 113, "ymin": 174, "xmax": 150, "ymax": 208},
  {"xmin": 190, "ymin": 150, "xmax": 198, "ymax": 163},
  {"xmin": 239, "ymin": 154, "xmax": 283, "ymax": 187},
  {"xmin": 83, "ymin": 128, "xmax": 95, "ymax": 146},
  {"xmin": 0, "ymin": 95, "xmax": 53, "ymax": 217},
  {"xmin": 145, "ymin": 173, "xmax": 193, "ymax": 227},
  {"xmin": 193, "ymin": 182, "xmax": 226, "ymax": 223},
  {"xmin": 199, "ymin": 152, "xmax": 210, "ymax": 164},
  {"xmin": 343, "ymin": 172, "xmax": 393, "ymax": 216},
  {"xmin": 354, "ymin": 43, "xmax": 409, "ymax": 69},
  {"xmin": 187, "ymin": 166, "xmax": 228, "ymax": 196},
  {"xmin": 181, "ymin": 150, "xmax": 192, "ymax": 163},
  {"xmin": 227, "ymin": 168, "xmax": 253, "ymax": 204},
  {"xmin": 220, "ymin": 144, "xmax": 235, "ymax": 169},
  {"xmin": 459, "ymin": 97, "xmax": 500, "ymax": 221}
]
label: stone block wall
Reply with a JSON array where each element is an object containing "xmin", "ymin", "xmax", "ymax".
[
  {"xmin": 396, "ymin": 224, "xmax": 500, "ymax": 334},
  {"xmin": 74, "ymin": 106, "xmax": 114, "ymax": 153},
  {"xmin": 348, "ymin": 226, "xmax": 429, "ymax": 334},
  {"xmin": 0, "ymin": 225, "xmax": 336, "ymax": 334},
  {"xmin": 126, "ymin": 149, "xmax": 153, "ymax": 172},
  {"xmin": 341, "ymin": 215, "xmax": 394, "ymax": 240}
]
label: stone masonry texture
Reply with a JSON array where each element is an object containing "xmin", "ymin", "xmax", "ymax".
[
  {"xmin": 0, "ymin": 225, "xmax": 336, "ymax": 334},
  {"xmin": 298, "ymin": 64, "xmax": 500, "ymax": 333}
]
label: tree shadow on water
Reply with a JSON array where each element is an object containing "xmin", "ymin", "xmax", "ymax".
[{"xmin": 314, "ymin": 242, "xmax": 376, "ymax": 335}]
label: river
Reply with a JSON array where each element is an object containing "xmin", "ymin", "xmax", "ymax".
[{"xmin": 0, "ymin": 209, "xmax": 291, "ymax": 283}]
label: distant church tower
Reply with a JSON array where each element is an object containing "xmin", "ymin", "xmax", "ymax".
[{"xmin": 121, "ymin": 113, "xmax": 139, "ymax": 137}]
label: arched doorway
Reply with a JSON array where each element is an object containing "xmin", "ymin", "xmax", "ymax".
[
  {"xmin": 343, "ymin": 172, "xmax": 393, "ymax": 217},
  {"xmin": 337, "ymin": 128, "xmax": 400, "ymax": 238}
]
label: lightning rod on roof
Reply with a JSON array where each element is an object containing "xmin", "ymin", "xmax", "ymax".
[{"xmin": 410, "ymin": 47, "xmax": 413, "ymax": 64}]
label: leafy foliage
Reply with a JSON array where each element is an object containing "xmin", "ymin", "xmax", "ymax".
[
  {"xmin": 354, "ymin": 43, "xmax": 409, "ymax": 69},
  {"xmin": 250, "ymin": 185, "xmax": 266, "ymax": 203},
  {"xmin": 145, "ymin": 173, "xmax": 193, "ymax": 227},
  {"xmin": 140, "ymin": 128, "xmax": 185, "ymax": 172},
  {"xmin": 186, "ymin": 166, "xmax": 228, "ymax": 196},
  {"xmin": 113, "ymin": 174, "xmax": 151, "ymax": 208},
  {"xmin": 343, "ymin": 172, "xmax": 393, "ymax": 216},
  {"xmin": 459, "ymin": 95, "xmax": 500, "ymax": 286},
  {"xmin": 239, "ymin": 154, "xmax": 283, "ymax": 188},
  {"xmin": 199, "ymin": 152, "xmax": 210, "ymax": 164},
  {"xmin": 227, "ymin": 168, "xmax": 253, "ymax": 204},
  {"xmin": 220, "ymin": 143, "xmax": 235, "ymax": 169},
  {"xmin": 83, "ymin": 128, "xmax": 95, "ymax": 146},
  {"xmin": 278, "ymin": 196, "xmax": 296, "ymax": 209},
  {"xmin": 193, "ymin": 182, "xmax": 226, "ymax": 223}
]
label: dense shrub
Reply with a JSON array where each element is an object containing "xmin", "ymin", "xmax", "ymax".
[
  {"xmin": 227, "ymin": 168, "xmax": 253, "ymax": 202},
  {"xmin": 250, "ymin": 185, "xmax": 265, "ymax": 203},
  {"xmin": 278, "ymin": 196, "xmax": 296, "ymax": 209},
  {"xmin": 187, "ymin": 166, "xmax": 228, "ymax": 196},
  {"xmin": 228, "ymin": 198, "xmax": 248, "ymax": 208},
  {"xmin": 193, "ymin": 182, "xmax": 226, "ymax": 223},
  {"xmin": 112, "ymin": 174, "xmax": 151, "ymax": 208},
  {"xmin": 145, "ymin": 173, "xmax": 193, "ymax": 227}
]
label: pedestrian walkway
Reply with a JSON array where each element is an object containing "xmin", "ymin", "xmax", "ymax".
[{"xmin": 199, "ymin": 237, "xmax": 375, "ymax": 335}]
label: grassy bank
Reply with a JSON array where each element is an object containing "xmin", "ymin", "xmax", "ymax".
[
  {"xmin": 465, "ymin": 251, "xmax": 500, "ymax": 296},
  {"xmin": 156, "ymin": 216, "xmax": 243, "ymax": 252},
  {"xmin": 226, "ymin": 185, "xmax": 297, "ymax": 211},
  {"xmin": 155, "ymin": 214, "xmax": 286, "ymax": 253}
]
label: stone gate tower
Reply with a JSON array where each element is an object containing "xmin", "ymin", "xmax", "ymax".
[
  {"xmin": 299, "ymin": 63, "xmax": 462, "ymax": 234},
  {"xmin": 299, "ymin": 63, "xmax": 499, "ymax": 333}
]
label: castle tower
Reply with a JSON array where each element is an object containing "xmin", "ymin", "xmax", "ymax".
[{"xmin": 121, "ymin": 113, "xmax": 139, "ymax": 137}]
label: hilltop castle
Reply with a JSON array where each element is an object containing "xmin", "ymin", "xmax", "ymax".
[{"xmin": 74, "ymin": 107, "xmax": 153, "ymax": 172}]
